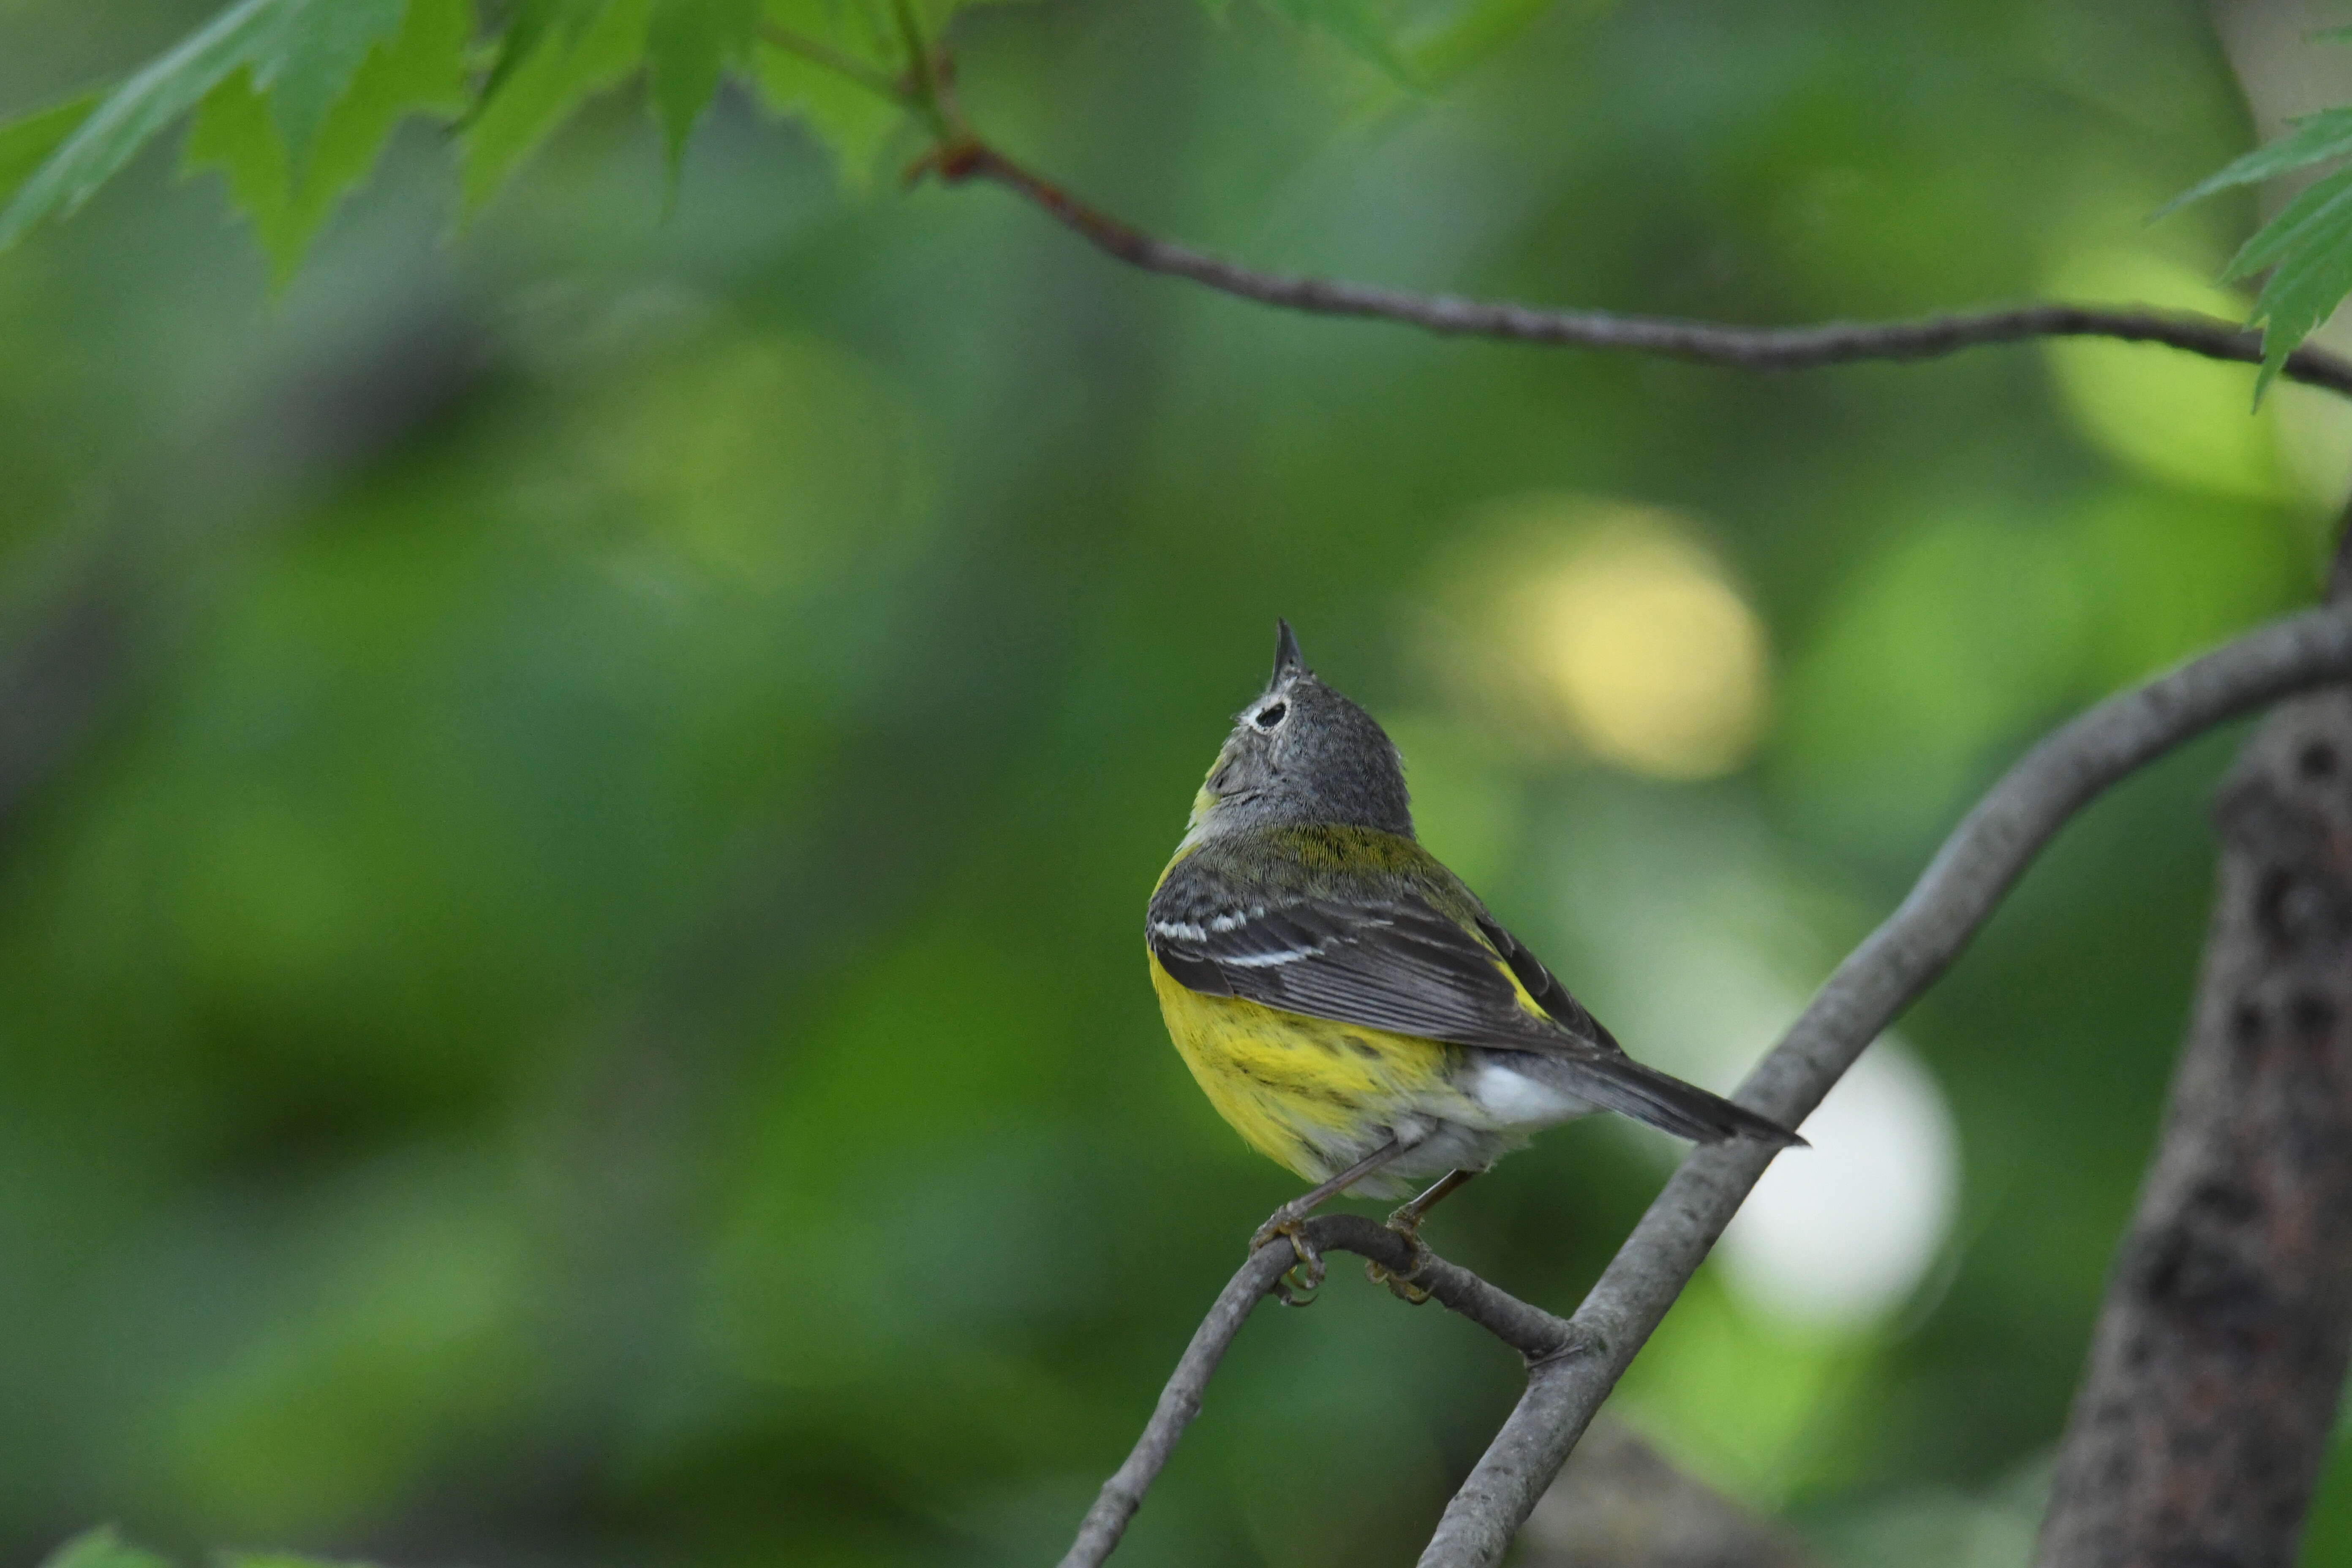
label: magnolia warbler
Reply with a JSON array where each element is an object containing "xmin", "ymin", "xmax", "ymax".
[{"xmin": 1147, "ymin": 622, "xmax": 1801, "ymax": 1291}]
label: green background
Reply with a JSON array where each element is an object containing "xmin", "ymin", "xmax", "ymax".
[{"xmin": 0, "ymin": 1, "xmax": 2345, "ymax": 1564}]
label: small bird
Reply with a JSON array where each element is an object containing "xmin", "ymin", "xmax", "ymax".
[{"xmin": 1147, "ymin": 622, "xmax": 1801, "ymax": 1293}]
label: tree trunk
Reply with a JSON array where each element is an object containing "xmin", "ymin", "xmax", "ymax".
[{"xmin": 2034, "ymin": 651, "xmax": 2352, "ymax": 1568}]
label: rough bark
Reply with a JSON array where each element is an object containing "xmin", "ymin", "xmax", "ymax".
[{"xmin": 2034, "ymin": 682, "xmax": 2352, "ymax": 1568}]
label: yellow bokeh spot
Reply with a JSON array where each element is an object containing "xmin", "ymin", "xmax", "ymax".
[{"xmin": 1429, "ymin": 499, "xmax": 1771, "ymax": 779}]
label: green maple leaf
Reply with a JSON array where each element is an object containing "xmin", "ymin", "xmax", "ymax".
[
  {"xmin": 462, "ymin": 0, "xmax": 656, "ymax": 211},
  {"xmin": 648, "ymin": 0, "xmax": 763, "ymax": 172},
  {"xmin": 185, "ymin": 0, "xmax": 472, "ymax": 283},
  {"xmin": 749, "ymin": 0, "xmax": 904, "ymax": 187},
  {"xmin": 0, "ymin": 92, "xmax": 102, "ymax": 202},
  {"xmin": 0, "ymin": 0, "xmax": 440, "ymax": 253},
  {"xmin": 258, "ymin": 0, "xmax": 411, "ymax": 175},
  {"xmin": 2167, "ymin": 107, "xmax": 2352, "ymax": 402}
]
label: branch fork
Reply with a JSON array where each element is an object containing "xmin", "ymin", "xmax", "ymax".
[
  {"xmin": 1057, "ymin": 1214, "xmax": 1595, "ymax": 1568},
  {"xmin": 1064, "ymin": 600, "xmax": 2352, "ymax": 1568}
]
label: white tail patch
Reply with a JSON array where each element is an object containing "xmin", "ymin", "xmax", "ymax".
[{"xmin": 1468, "ymin": 1060, "xmax": 1595, "ymax": 1130}]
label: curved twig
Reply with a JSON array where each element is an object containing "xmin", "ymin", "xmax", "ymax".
[
  {"xmin": 929, "ymin": 143, "xmax": 2352, "ymax": 398},
  {"xmin": 754, "ymin": 23, "xmax": 2352, "ymax": 399},
  {"xmin": 1416, "ymin": 600, "xmax": 2352, "ymax": 1568},
  {"xmin": 1056, "ymin": 1214, "xmax": 1587, "ymax": 1568}
]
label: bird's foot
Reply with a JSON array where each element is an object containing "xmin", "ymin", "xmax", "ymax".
[
  {"xmin": 1249, "ymin": 1206, "xmax": 1325, "ymax": 1306},
  {"xmin": 1384, "ymin": 1202, "xmax": 1430, "ymax": 1250},
  {"xmin": 1366, "ymin": 1203, "xmax": 1436, "ymax": 1304},
  {"xmin": 1364, "ymin": 1256, "xmax": 1432, "ymax": 1304}
]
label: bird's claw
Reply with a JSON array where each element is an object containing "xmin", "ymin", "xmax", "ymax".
[
  {"xmin": 1368, "ymin": 1204, "xmax": 1435, "ymax": 1304},
  {"xmin": 1364, "ymin": 1259, "xmax": 1433, "ymax": 1304},
  {"xmin": 1272, "ymin": 1269, "xmax": 1320, "ymax": 1307},
  {"xmin": 1250, "ymin": 1211, "xmax": 1325, "ymax": 1306}
]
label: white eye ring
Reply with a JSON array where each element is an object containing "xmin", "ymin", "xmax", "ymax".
[{"xmin": 1252, "ymin": 701, "xmax": 1288, "ymax": 730}]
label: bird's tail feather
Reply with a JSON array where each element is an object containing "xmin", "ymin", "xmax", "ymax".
[{"xmin": 1554, "ymin": 1053, "xmax": 1805, "ymax": 1147}]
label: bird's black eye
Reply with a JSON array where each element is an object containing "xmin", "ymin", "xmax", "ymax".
[{"xmin": 1254, "ymin": 702, "xmax": 1288, "ymax": 729}]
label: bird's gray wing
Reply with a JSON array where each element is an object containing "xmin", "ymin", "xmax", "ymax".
[
  {"xmin": 1146, "ymin": 858, "xmax": 1608, "ymax": 1055},
  {"xmin": 1466, "ymin": 909, "xmax": 1624, "ymax": 1053}
]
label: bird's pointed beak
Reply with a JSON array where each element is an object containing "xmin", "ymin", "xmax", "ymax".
[{"xmin": 1271, "ymin": 619, "xmax": 1309, "ymax": 685}]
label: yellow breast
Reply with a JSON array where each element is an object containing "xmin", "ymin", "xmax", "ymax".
[{"xmin": 1147, "ymin": 950, "xmax": 1459, "ymax": 1181}]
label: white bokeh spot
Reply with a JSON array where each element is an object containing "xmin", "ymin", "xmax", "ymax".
[
  {"xmin": 1540, "ymin": 799, "xmax": 1965, "ymax": 1332},
  {"xmin": 1717, "ymin": 1038, "xmax": 1960, "ymax": 1328}
]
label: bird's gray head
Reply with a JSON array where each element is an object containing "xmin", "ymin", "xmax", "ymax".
[{"xmin": 1181, "ymin": 621, "xmax": 1413, "ymax": 844}]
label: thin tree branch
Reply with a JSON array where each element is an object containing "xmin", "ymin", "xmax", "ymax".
[
  {"xmin": 750, "ymin": 26, "xmax": 2352, "ymax": 396},
  {"xmin": 1416, "ymin": 601, "xmax": 2352, "ymax": 1568},
  {"xmin": 1319, "ymin": 1213, "xmax": 1591, "ymax": 1362},
  {"xmin": 935, "ymin": 142, "xmax": 2352, "ymax": 397},
  {"xmin": 1052, "ymin": 1241, "xmax": 1290, "ymax": 1568},
  {"xmin": 1056, "ymin": 1214, "xmax": 1587, "ymax": 1568}
]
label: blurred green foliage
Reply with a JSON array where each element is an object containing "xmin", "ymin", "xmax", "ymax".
[{"xmin": 0, "ymin": 2, "xmax": 2347, "ymax": 1566}]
